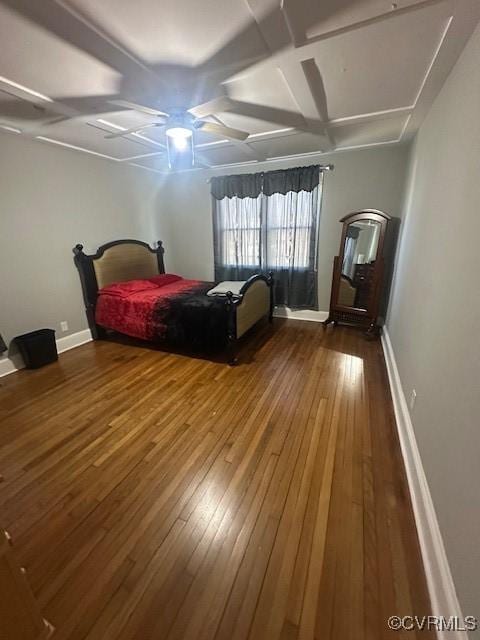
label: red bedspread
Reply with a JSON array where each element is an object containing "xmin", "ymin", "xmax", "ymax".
[{"xmin": 95, "ymin": 275, "xmax": 205, "ymax": 340}]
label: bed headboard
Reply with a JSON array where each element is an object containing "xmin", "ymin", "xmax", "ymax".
[{"xmin": 73, "ymin": 239, "xmax": 165, "ymax": 337}]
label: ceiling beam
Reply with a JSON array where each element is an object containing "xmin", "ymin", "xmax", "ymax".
[
  {"xmin": 280, "ymin": 0, "xmax": 305, "ymax": 46},
  {"xmin": 242, "ymin": 0, "xmax": 293, "ymax": 53},
  {"xmin": 328, "ymin": 106, "xmax": 413, "ymax": 128},
  {"xmin": 241, "ymin": 0, "xmax": 447, "ymax": 75}
]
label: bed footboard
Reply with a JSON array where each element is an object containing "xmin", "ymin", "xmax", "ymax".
[{"xmin": 225, "ymin": 272, "xmax": 274, "ymax": 365}]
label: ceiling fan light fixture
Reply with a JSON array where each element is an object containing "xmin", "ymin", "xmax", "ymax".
[
  {"xmin": 166, "ymin": 126, "xmax": 193, "ymax": 150},
  {"xmin": 166, "ymin": 125, "xmax": 194, "ymax": 170}
]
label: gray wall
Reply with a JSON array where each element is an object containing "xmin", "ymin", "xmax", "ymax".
[
  {"xmin": 0, "ymin": 132, "xmax": 408, "ymax": 368},
  {"xmin": 154, "ymin": 144, "xmax": 409, "ymax": 312},
  {"xmin": 0, "ymin": 133, "xmax": 168, "ymax": 360},
  {"xmin": 387, "ymin": 24, "xmax": 480, "ymax": 632}
]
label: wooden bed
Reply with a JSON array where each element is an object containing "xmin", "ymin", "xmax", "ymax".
[{"xmin": 73, "ymin": 239, "xmax": 274, "ymax": 364}]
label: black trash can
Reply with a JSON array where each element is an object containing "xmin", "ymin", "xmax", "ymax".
[{"xmin": 13, "ymin": 329, "xmax": 58, "ymax": 369}]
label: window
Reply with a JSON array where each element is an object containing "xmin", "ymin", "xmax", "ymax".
[{"xmin": 211, "ymin": 165, "xmax": 325, "ymax": 309}]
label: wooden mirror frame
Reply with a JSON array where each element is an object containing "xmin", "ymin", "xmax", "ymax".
[{"xmin": 324, "ymin": 209, "xmax": 391, "ymax": 336}]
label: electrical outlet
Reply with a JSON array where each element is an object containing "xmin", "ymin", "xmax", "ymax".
[
  {"xmin": 409, "ymin": 389, "xmax": 417, "ymax": 411},
  {"xmin": 60, "ymin": 321, "xmax": 69, "ymax": 332}
]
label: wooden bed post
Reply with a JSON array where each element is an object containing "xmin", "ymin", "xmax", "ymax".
[
  {"xmin": 225, "ymin": 291, "xmax": 237, "ymax": 366},
  {"xmin": 72, "ymin": 244, "xmax": 106, "ymax": 340},
  {"xmin": 267, "ymin": 271, "xmax": 275, "ymax": 323},
  {"xmin": 157, "ymin": 240, "xmax": 165, "ymax": 273}
]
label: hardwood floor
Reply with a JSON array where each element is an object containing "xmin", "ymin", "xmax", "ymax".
[{"xmin": 0, "ymin": 320, "xmax": 433, "ymax": 640}]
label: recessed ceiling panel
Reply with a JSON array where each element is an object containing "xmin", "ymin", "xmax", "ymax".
[
  {"xmin": 303, "ymin": 2, "xmax": 451, "ymax": 119},
  {"xmin": 197, "ymin": 145, "xmax": 256, "ymax": 167},
  {"xmin": 38, "ymin": 120, "xmax": 150, "ymax": 159},
  {"xmin": 222, "ymin": 66, "xmax": 300, "ymax": 134},
  {"xmin": 248, "ymin": 132, "xmax": 325, "ymax": 159},
  {"xmin": 331, "ymin": 115, "xmax": 408, "ymax": 148},
  {"xmin": 127, "ymin": 154, "xmax": 169, "ymax": 172},
  {"xmin": 286, "ymin": 0, "xmax": 426, "ymax": 42},
  {"xmin": 225, "ymin": 67, "xmax": 298, "ymax": 112},
  {"xmin": 66, "ymin": 0, "xmax": 268, "ymax": 67},
  {"xmin": 0, "ymin": 4, "xmax": 119, "ymax": 99}
]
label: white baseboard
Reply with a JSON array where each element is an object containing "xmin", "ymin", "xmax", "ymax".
[
  {"xmin": 0, "ymin": 329, "xmax": 92, "ymax": 378},
  {"xmin": 381, "ymin": 328, "xmax": 465, "ymax": 639},
  {"xmin": 0, "ymin": 352, "xmax": 24, "ymax": 378},
  {"xmin": 56, "ymin": 329, "xmax": 92, "ymax": 354},
  {"xmin": 273, "ymin": 307, "xmax": 328, "ymax": 322}
]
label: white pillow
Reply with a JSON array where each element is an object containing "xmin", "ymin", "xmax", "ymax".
[{"xmin": 207, "ymin": 281, "xmax": 246, "ymax": 296}]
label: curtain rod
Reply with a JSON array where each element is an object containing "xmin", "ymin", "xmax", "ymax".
[{"xmin": 206, "ymin": 164, "xmax": 334, "ymax": 183}]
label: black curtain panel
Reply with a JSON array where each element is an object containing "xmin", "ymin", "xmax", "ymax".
[
  {"xmin": 0, "ymin": 334, "xmax": 7, "ymax": 353},
  {"xmin": 211, "ymin": 165, "xmax": 323, "ymax": 309}
]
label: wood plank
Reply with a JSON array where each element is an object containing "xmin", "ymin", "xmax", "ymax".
[{"xmin": 0, "ymin": 322, "xmax": 433, "ymax": 640}]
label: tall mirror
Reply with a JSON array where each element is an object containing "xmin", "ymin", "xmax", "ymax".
[
  {"xmin": 325, "ymin": 209, "xmax": 391, "ymax": 336},
  {"xmin": 339, "ymin": 220, "xmax": 381, "ymax": 310}
]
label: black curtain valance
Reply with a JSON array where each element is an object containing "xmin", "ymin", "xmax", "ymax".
[
  {"xmin": 263, "ymin": 165, "xmax": 320, "ymax": 196},
  {"xmin": 210, "ymin": 172, "xmax": 263, "ymax": 200},
  {"xmin": 210, "ymin": 164, "xmax": 321, "ymax": 200}
]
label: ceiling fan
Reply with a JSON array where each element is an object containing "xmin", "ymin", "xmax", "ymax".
[
  {"xmin": 105, "ymin": 96, "xmax": 248, "ymax": 142},
  {"xmin": 102, "ymin": 96, "xmax": 250, "ymax": 168}
]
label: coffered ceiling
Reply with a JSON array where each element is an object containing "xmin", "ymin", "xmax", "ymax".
[{"xmin": 0, "ymin": 0, "xmax": 478, "ymax": 173}]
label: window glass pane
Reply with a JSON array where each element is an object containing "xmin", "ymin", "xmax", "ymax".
[
  {"xmin": 218, "ymin": 196, "xmax": 260, "ymax": 230},
  {"xmin": 216, "ymin": 195, "xmax": 261, "ymax": 268},
  {"xmin": 221, "ymin": 229, "xmax": 260, "ymax": 267}
]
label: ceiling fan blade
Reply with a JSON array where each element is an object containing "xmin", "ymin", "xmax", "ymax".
[
  {"xmin": 44, "ymin": 115, "xmax": 74, "ymax": 125},
  {"xmin": 226, "ymin": 100, "xmax": 308, "ymax": 130},
  {"xmin": 188, "ymin": 96, "xmax": 234, "ymax": 119},
  {"xmin": 195, "ymin": 121, "xmax": 249, "ymax": 142},
  {"xmin": 108, "ymin": 100, "xmax": 169, "ymax": 117},
  {"xmin": 105, "ymin": 122, "xmax": 163, "ymax": 139}
]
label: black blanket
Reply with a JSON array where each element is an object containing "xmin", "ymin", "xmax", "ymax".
[{"xmin": 156, "ymin": 283, "xmax": 231, "ymax": 351}]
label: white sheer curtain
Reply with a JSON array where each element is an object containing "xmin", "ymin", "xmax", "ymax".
[
  {"xmin": 214, "ymin": 195, "xmax": 262, "ymax": 274},
  {"xmin": 264, "ymin": 190, "xmax": 319, "ymax": 270}
]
